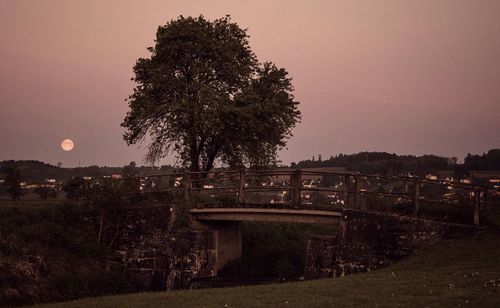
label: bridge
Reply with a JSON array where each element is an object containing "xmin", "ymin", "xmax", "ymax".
[
  {"xmin": 136, "ymin": 168, "xmax": 486, "ymax": 225},
  {"xmin": 133, "ymin": 168, "xmax": 489, "ymax": 272},
  {"xmin": 190, "ymin": 208, "xmax": 341, "ymax": 224}
]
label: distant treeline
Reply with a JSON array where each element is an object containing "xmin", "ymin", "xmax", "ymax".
[
  {"xmin": 0, "ymin": 160, "xmax": 176, "ymax": 182},
  {"xmin": 0, "ymin": 160, "xmax": 120, "ymax": 182},
  {"xmin": 1, "ymin": 149, "xmax": 499, "ymax": 182},
  {"xmin": 290, "ymin": 149, "xmax": 500, "ymax": 176},
  {"xmin": 464, "ymin": 149, "xmax": 500, "ymax": 171}
]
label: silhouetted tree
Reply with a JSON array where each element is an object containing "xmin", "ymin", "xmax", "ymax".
[
  {"xmin": 3, "ymin": 167, "xmax": 22, "ymax": 201},
  {"xmin": 464, "ymin": 149, "xmax": 500, "ymax": 171},
  {"xmin": 486, "ymin": 149, "xmax": 500, "ymax": 170},
  {"xmin": 34, "ymin": 186, "xmax": 57, "ymax": 200},
  {"xmin": 63, "ymin": 177, "xmax": 87, "ymax": 201},
  {"xmin": 122, "ymin": 15, "xmax": 300, "ymax": 170},
  {"xmin": 87, "ymin": 180, "xmax": 125, "ymax": 245},
  {"xmin": 122, "ymin": 161, "xmax": 137, "ymax": 177}
]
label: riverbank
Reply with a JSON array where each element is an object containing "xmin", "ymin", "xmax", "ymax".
[{"xmin": 38, "ymin": 224, "xmax": 500, "ymax": 307}]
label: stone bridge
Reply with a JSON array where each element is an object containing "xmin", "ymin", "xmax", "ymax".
[
  {"xmin": 190, "ymin": 207, "xmax": 342, "ymax": 272},
  {"xmin": 190, "ymin": 207, "xmax": 341, "ymax": 224},
  {"xmin": 138, "ymin": 168, "xmax": 485, "ymax": 227},
  {"xmin": 114, "ymin": 169, "xmax": 486, "ymax": 290},
  {"xmin": 135, "ymin": 169, "xmax": 485, "ymax": 276}
]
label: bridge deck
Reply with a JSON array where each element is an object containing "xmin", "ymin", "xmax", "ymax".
[{"xmin": 189, "ymin": 207, "xmax": 342, "ymax": 224}]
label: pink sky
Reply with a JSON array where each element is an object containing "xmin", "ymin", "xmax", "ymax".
[{"xmin": 1, "ymin": 0, "xmax": 499, "ymax": 167}]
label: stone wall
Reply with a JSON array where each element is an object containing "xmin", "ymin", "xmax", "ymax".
[
  {"xmin": 101, "ymin": 206, "xmax": 482, "ymax": 289},
  {"xmin": 112, "ymin": 206, "xmax": 171, "ymax": 290},
  {"xmin": 111, "ymin": 206, "xmax": 216, "ymax": 291},
  {"xmin": 165, "ymin": 230, "xmax": 217, "ymax": 290},
  {"xmin": 0, "ymin": 204, "xmax": 218, "ymax": 306},
  {"xmin": 305, "ymin": 209, "xmax": 480, "ymax": 279}
]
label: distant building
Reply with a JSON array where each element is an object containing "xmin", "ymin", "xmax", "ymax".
[
  {"xmin": 425, "ymin": 174, "xmax": 438, "ymax": 181},
  {"xmin": 303, "ymin": 179, "xmax": 318, "ymax": 189}
]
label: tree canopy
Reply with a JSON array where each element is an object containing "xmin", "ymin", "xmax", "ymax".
[{"xmin": 122, "ymin": 15, "xmax": 301, "ymax": 171}]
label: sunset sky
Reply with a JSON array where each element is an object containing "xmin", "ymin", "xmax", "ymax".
[{"xmin": 1, "ymin": 0, "xmax": 499, "ymax": 167}]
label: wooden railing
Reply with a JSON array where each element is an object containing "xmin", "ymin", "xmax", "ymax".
[{"xmin": 134, "ymin": 169, "xmax": 492, "ymax": 226}]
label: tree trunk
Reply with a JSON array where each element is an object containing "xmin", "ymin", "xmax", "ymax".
[
  {"xmin": 108, "ymin": 226, "xmax": 120, "ymax": 249},
  {"xmin": 203, "ymin": 145, "xmax": 220, "ymax": 173},
  {"xmin": 98, "ymin": 213, "xmax": 104, "ymax": 244}
]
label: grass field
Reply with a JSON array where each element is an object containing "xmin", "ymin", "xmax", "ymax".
[
  {"xmin": 0, "ymin": 193, "xmax": 65, "ymax": 207},
  {"xmin": 36, "ymin": 210, "xmax": 500, "ymax": 308}
]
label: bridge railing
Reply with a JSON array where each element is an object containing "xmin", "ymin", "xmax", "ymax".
[{"xmin": 134, "ymin": 169, "xmax": 492, "ymax": 226}]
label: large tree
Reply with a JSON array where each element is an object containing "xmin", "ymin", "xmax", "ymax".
[{"xmin": 122, "ymin": 15, "xmax": 301, "ymax": 171}]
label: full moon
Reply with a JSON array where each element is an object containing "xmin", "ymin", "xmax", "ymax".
[{"xmin": 61, "ymin": 139, "xmax": 74, "ymax": 151}]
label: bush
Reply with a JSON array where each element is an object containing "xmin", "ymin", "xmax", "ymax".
[
  {"xmin": 20, "ymin": 220, "xmax": 70, "ymax": 246},
  {"xmin": 191, "ymin": 192, "xmax": 213, "ymax": 205},
  {"xmin": 34, "ymin": 186, "xmax": 57, "ymax": 200},
  {"xmin": 0, "ymin": 200, "xmax": 136, "ymax": 305},
  {"xmin": 214, "ymin": 194, "xmax": 238, "ymax": 207}
]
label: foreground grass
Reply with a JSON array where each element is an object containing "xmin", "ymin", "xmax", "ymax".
[{"xmin": 37, "ymin": 229, "xmax": 500, "ymax": 308}]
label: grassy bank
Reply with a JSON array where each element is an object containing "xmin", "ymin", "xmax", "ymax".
[{"xmin": 38, "ymin": 218, "xmax": 500, "ymax": 307}]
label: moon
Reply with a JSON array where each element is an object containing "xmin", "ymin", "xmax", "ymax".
[{"xmin": 61, "ymin": 139, "xmax": 74, "ymax": 151}]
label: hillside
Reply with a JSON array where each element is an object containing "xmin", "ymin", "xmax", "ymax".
[
  {"xmin": 0, "ymin": 160, "xmax": 126, "ymax": 182},
  {"xmin": 36, "ymin": 210, "xmax": 500, "ymax": 308},
  {"xmin": 0, "ymin": 160, "xmax": 71, "ymax": 182}
]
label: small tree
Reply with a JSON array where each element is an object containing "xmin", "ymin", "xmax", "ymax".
[
  {"xmin": 34, "ymin": 186, "xmax": 57, "ymax": 200},
  {"xmin": 88, "ymin": 180, "xmax": 125, "ymax": 245},
  {"xmin": 3, "ymin": 167, "xmax": 22, "ymax": 201},
  {"xmin": 122, "ymin": 161, "xmax": 137, "ymax": 177},
  {"xmin": 63, "ymin": 177, "xmax": 87, "ymax": 201}
]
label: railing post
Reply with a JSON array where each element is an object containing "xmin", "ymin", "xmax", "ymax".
[
  {"xmin": 483, "ymin": 186, "xmax": 489, "ymax": 206},
  {"xmin": 473, "ymin": 188, "xmax": 480, "ymax": 226},
  {"xmin": 354, "ymin": 172, "xmax": 361, "ymax": 209},
  {"xmin": 292, "ymin": 169, "xmax": 302, "ymax": 207},
  {"xmin": 344, "ymin": 175, "xmax": 350, "ymax": 207},
  {"xmin": 84, "ymin": 180, "xmax": 90, "ymax": 206},
  {"xmin": 238, "ymin": 168, "xmax": 246, "ymax": 204},
  {"xmin": 184, "ymin": 171, "xmax": 191, "ymax": 208},
  {"xmin": 413, "ymin": 179, "xmax": 420, "ymax": 216}
]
